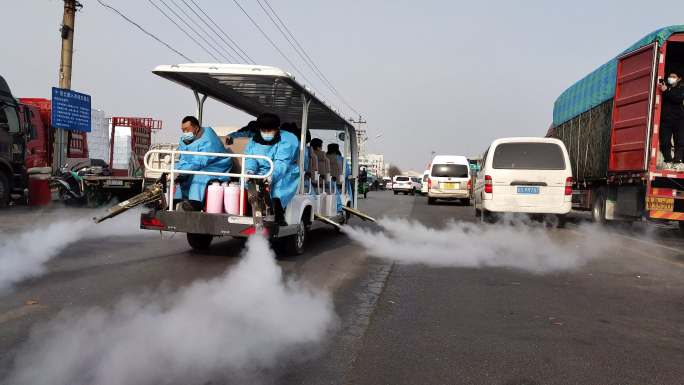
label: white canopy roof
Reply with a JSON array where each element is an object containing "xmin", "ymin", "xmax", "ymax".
[{"xmin": 152, "ymin": 63, "xmax": 354, "ymax": 133}]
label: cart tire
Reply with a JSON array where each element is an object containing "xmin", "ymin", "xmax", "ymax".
[
  {"xmin": 0, "ymin": 172, "xmax": 10, "ymax": 208},
  {"xmin": 286, "ymin": 221, "xmax": 307, "ymax": 255},
  {"xmin": 187, "ymin": 233, "xmax": 213, "ymax": 250}
]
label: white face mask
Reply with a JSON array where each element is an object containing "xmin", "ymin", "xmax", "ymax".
[
  {"xmin": 668, "ymin": 77, "xmax": 678, "ymax": 86},
  {"xmin": 261, "ymin": 132, "xmax": 275, "ymax": 141}
]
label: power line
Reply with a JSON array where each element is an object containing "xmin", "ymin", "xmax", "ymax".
[
  {"xmin": 187, "ymin": 0, "xmax": 255, "ymax": 64},
  {"xmin": 259, "ymin": 0, "xmax": 359, "ymax": 116},
  {"xmin": 152, "ymin": 0, "xmax": 224, "ymax": 62},
  {"xmin": 147, "ymin": 0, "xmax": 218, "ymax": 61},
  {"xmin": 96, "ymin": 0, "xmax": 193, "ymax": 62},
  {"xmin": 230, "ymin": 0, "xmax": 318, "ymax": 92},
  {"xmin": 174, "ymin": 0, "xmax": 239, "ymax": 62}
]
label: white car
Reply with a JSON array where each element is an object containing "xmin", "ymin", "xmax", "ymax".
[
  {"xmin": 427, "ymin": 155, "xmax": 471, "ymax": 205},
  {"xmin": 473, "ymin": 137, "xmax": 572, "ymax": 224},
  {"xmin": 393, "ymin": 175, "xmax": 417, "ymax": 195},
  {"xmin": 421, "ymin": 170, "xmax": 430, "ymax": 195},
  {"xmin": 380, "ymin": 177, "xmax": 391, "ymax": 190}
]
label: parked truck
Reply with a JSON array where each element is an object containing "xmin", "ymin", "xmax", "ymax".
[
  {"xmin": 0, "ymin": 75, "xmax": 161, "ymax": 207},
  {"xmin": 547, "ymin": 25, "xmax": 684, "ymax": 228}
]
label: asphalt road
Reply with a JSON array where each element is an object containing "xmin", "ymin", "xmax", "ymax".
[{"xmin": 1, "ymin": 191, "xmax": 684, "ymax": 384}]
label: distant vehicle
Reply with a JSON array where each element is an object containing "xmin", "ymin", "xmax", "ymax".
[
  {"xmin": 421, "ymin": 170, "xmax": 429, "ymax": 195},
  {"xmin": 473, "ymin": 137, "xmax": 572, "ymax": 225},
  {"xmin": 546, "ymin": 25, "xmax": 684, "ymax": 230},
  {"xmin": 392, "ymin": 175, "xmax": 415, "ymax": 195},
  {"xmin": 410, "ymin": 176, "xmax": 422, "ymax": 192},
  {"xmin": 427, "ymin": 155, "xmax": 471, "ymax": 205},
  {"xmin": 382, "ymin": 177, "xmax": 392, "ymax": 190}
]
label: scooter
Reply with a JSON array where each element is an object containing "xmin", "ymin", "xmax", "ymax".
[{"xmin": 50, "ymin": 163, "xmax": 107, "ymax": 206}]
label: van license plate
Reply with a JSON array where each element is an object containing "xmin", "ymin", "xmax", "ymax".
[
  {"xmin": 517, "ymin": 186, "xmax": 539, "ymax": 194},
  {"xmin": 105, "ymin": 180, "xmax": 124, "ymax": 186},
  {"xmin": 442, "ymin": 183, "xmax": 457, "ymax": 190}
]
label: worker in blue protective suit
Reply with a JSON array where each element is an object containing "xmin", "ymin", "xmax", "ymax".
[
  {"xmin": 174, "ymin": 116, "xmax": 232, "ymax": 211},
  {"xmin": 244, "ymin": 113, "xmax": 300, "ymax": 225},
  {"xmin": 281, "ymin": 122, "xmax": 317, "ymax": 195},
  {"xmin": 326, "ymin": 143, "xmax": 348, "ymax": 213}
]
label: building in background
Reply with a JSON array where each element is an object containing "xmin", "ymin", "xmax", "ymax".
[{"xmin": 360, "ymin": 153, "xmax": 385, "ymax": 178}]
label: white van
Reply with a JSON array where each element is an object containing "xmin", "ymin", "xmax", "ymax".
[
  {"xmin": 473, "ymin": 137, "xmax": 572, "ymax": 223},
  {"xmin": 421, "ymin": 170, "xmax": 430, "ymax": 195},
  {"xmin": 427, "ymin": 155, "xmax": 471, "ymax": 205}
]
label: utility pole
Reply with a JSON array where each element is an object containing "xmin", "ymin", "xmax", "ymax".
[
  {"xmin": 53, "ymin": 0, "xmax": 81, "ymax": 172},
  {"xmin": 349, "ymin": 115, "xmax": 367, "ymax": 159}
]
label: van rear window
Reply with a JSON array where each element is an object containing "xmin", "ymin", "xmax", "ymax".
[
  {"xmin": 395, "ymin": 177, "xmax": 409, "ymax": 181},
  {"xmin": 431, "ymin": 164, "xmax": 468, "ymax": 178},
  {"xmin": 492, "ymin": 142, "xmax": 565, "ymax": 170}
]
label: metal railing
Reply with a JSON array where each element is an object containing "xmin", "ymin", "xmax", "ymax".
[{"xmin": 143, "ymin": 149, "xmax": 274, "ymax": 214}]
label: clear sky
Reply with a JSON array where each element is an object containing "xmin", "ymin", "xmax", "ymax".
[{"xmin": 4, "ymin": 0, "xmax": 683, "ymax": 171}]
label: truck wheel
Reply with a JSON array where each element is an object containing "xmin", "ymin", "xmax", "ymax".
[
  {"xmin": 0, "ymin": 172, "xmax": 10, "ymax": 208},
  {"xmin": 591, "ymin": 190, "xmax": 607, "ymax": 224},
  {"xmin": 461, "ymin": 198, "xmax": 471, "ymax": 206},
  {"xmin": 286, "ymin": 221, "xmax": 307, "ymax": 255},
  {"xmin": 187, "ymin": 233, "xmax": 213, "ymax": 251},
  {"xmin": 428, "ymin": 197, "xmax": 436, "ymax": 205}
]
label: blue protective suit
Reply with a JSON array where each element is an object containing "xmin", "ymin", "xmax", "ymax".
[
  {"xmin": 244, "ymin": 131, "xmax": 300, "ymax": 207},
  {"xmin": 174, "ymin": 127, "xmax": 232, "ymax": 202},
  {"xmin": 336, "ymin": 156, "xmax": 353, "ymax": 212}
]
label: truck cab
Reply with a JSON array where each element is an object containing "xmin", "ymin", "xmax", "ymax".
[{"xmin": 0, "ymin": 75, "xmax": 28, "ymax": 205}]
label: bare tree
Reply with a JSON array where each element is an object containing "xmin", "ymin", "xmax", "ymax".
[{"xmin": 388, "ymin": 165, "xmax": 402, "ymax": 177}]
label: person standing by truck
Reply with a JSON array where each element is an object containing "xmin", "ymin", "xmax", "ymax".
[{"xmin": 659, "ymin": 72, "xmax": 684, "ymax": 163}]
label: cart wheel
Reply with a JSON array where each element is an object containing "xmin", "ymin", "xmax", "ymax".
[
  {"xmin": 187, "ymin": 233, "xmax": 213, "ymax": 250},
  {"xmin": 286, "ymin": 221, "xmax": 307, "ymax": 255}
]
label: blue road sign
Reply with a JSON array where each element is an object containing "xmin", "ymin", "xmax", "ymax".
[{"xmin": 51, "ymin": 87, "xmax": 91, "ymax": 132}]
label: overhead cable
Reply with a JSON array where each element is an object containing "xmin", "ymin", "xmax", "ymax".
[
  {"xmin": 95, "ymin": 0, "xmax": 193, "ymax": 62},
  {"xmin": 187, "ymin": 0, "xmax": 256, "ymax": 64}
]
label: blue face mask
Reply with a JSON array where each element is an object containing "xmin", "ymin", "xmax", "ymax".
[
  {"xmin": 181, "ymin": 131, "xmax": 194, "ymax": 142},
  {"xmin": 261, "ymin": 132, "xmax": 275, "ymax": 141}
]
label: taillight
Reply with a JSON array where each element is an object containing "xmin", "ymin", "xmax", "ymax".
[
  {"xmin": 467, "ymin": 179, "xmax": 472, "ymax": 190},
  {"xmin": 565, "ymin": 177, "xmax": 573, "ymax": 196},
  {"xmin": 240, "ymin": 226, "xmax": 269, "ymax": 236},
  {"xmin": 428, "ymin": 178, "xmax": 432, "ymax": 189},
  {"xmin": 141, "ymin": 216, "xmax": 164, "ymax": 228},
  {"xmin": 484, "ymin": 175, "xmax": 493, "ymax": 194}
]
